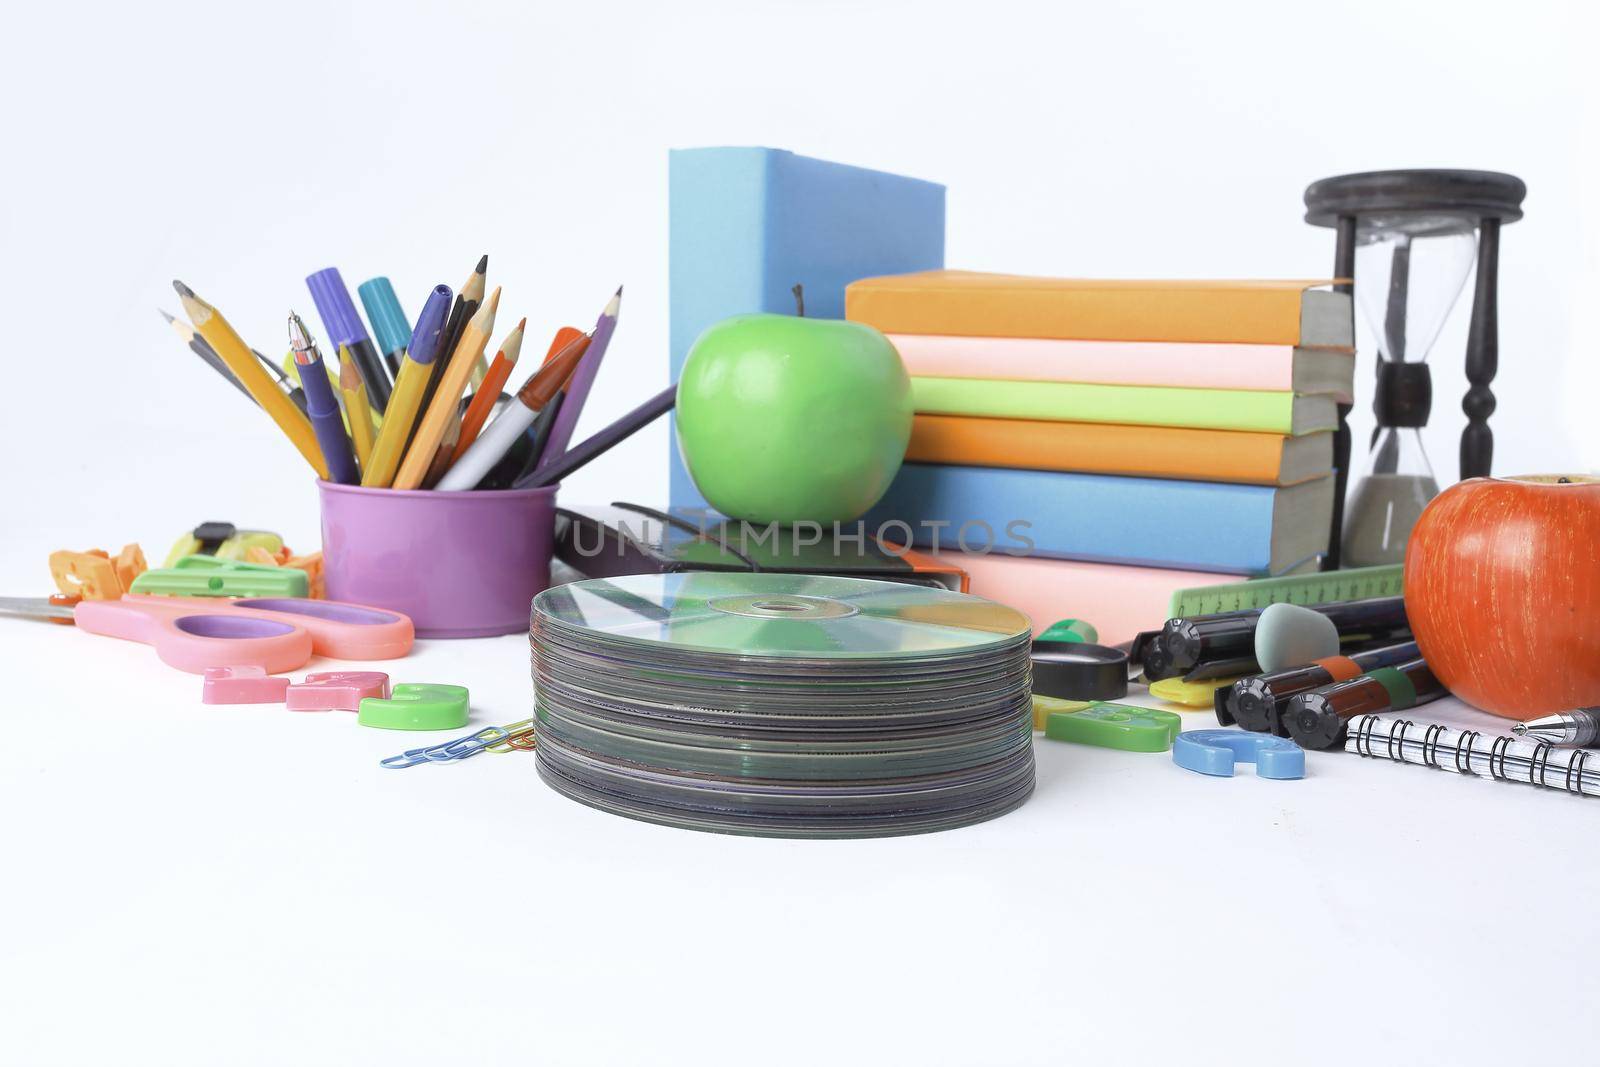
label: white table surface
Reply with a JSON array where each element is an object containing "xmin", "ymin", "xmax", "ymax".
[{"xmin": 2, "ymin": 583, "xmax": 1594, "ymax": 1066}]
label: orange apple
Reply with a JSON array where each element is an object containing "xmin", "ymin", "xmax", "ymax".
[{"xmin": 1404, "ymin": 474, "xmax": 1600, "ymax": 719}]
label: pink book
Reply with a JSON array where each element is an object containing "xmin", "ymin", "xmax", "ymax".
[
  {"xmin": 889, "ymin": 334, "xmax": 1354, "ymax": 401},
  {"xmin": 932, "ymin": 551, "xmax": 1237, "ymax": 644}
]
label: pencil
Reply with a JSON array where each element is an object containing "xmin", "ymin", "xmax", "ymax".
[
  {"xmin": 393, "ymin": 286, "xmax": 501, "ymax": 490},
  {"xmin": 529, "ymin": 287, "xmax": 622, "ymax": 475},
  {"xmin": 434, "ymin": 329, "xmax": 590, "ymax": 491},
  {"xmin": 515, "ymin": 384, "xmax": 677, "ymax": 490},
  {"xmin": 452, "ymin": 317, "xmax": 526, "ymax": 461},
  {"xmin": 174, "ymin": 280, "xmax": 329, "ymax": 478},
  {"xmin": 289, "ymin": 312, "xmax": 359, "ymax": 485},
  {"xmin": 160, "ymin": 308, "xmax": 256, "ymax": 406},
  {"xmin": 362, "ymin": 284, "xmax": 453, "ymax": 488},
  {"xmin": 415, "ymin": 255, "xmax": 486, "ymax": 446},
  {"xmin": 339, "ymin": 345, "xmax": 377, "ymax": 473}
]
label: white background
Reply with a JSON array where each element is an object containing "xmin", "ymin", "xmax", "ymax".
[{"xmin": 1, "ymin": 2, "xmax": 1596, "ymax": 1065}]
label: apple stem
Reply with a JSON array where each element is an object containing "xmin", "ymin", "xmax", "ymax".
[{"xmin": 792, "ymin": 284, "xmax": 805, "ymax": 318}]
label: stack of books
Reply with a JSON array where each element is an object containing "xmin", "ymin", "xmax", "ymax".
[{"xmin": 847, "ymin": 271, "xmax": 1354, "ymax": 642}]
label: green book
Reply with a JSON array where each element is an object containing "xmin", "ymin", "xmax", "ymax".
[{"xmin": 911, "ymin": 377, "xmax": 1337, "ymax": 435}]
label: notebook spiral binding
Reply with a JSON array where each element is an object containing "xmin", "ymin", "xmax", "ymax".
[{"xmin": 1347, "ymin": 714, "xmax": 1600, "ymax": 798}]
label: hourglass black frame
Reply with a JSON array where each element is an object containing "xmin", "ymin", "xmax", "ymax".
[{"xmin": 1303, "ymin": 169, "xmax": 1525, "ymax": 569}]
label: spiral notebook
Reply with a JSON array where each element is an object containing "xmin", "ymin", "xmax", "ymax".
[{"xmin": 1347, "ymin": 713, "xmax": 1600, "ymax": 798}]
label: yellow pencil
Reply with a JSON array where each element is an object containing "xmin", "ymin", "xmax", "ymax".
[
  {"xmin": 339, "ymin": 345, "xmax": 377, "ymax": 472},
  {"xmin": 174, "ymin": 280, "xmax": 329, "ymax": 478},
  {"xmin": 393, "ymin": 287, "xmax": 501, "ymax": 490},
  {"xmin": 361, "ymin": 283, "xmax": 453, "ymax": 487}
]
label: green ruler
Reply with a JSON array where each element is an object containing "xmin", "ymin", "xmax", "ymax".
[{"xmin": 1167, "ymin": 564, "xmax": 1404, "ymax": 618}]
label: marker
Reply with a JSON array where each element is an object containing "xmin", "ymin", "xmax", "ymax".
[
  {"xmin": 1283, "ymin": 658, "xmax": 1445, "ymax": 751},
  {"xmin": 1220, "ymin": 640, "xmax": 1421, "ymax": 735},
  {"xmin": 1139, "ymin": 596, "xmax": 1411, "ymax": 681},
  {"xmin": 1512, "ymin": 708, "xmax": 1600, "ymax": 748},
  {"xmin": 358, "ymin": 276, "xmax": 412, "ymax": 378},
  {"xmin": 307, "ymin": 266, "xmax": 392, "ymax": 412}
]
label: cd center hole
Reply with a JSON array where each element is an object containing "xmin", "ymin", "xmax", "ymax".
[{"xmin": 753, "ymin": 600, "xmax": 808, "ymax": 613}]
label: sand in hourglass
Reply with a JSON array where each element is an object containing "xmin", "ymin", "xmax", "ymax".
[{"xmin": 1342, "ymin": 473, "xmax": 1440, "ymax": 566}]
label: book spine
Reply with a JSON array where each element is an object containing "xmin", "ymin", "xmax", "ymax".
[
  {"xmin": 911, "ymin": 377, "xmax": 1296, "ymax": 434},
  {"xmin": 848, "ymin": 282, "xmax": 1313, "ymax": 344},
  {"xmin": 888, "ymin": 335, "xmax": 1300, "ymax": 391},
  {"xmin": 906, "ymin": 415, "xmax": 1289, "ymax": 484},
  {"xmin": 667, "ymin": 149, "xmax": 775, "ymax": 513},
  {"xmin": 933, "ymin": 550, "xmax": 1237, "ymax": 644},
  {"xmin": 865, "ymin": 463, "xmax": 1279, "ymax": 573}
]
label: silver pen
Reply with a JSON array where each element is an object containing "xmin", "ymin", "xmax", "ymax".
[{"xmin": 1512, "ymin": 708, "xmax": 1600, "ymax": 748}]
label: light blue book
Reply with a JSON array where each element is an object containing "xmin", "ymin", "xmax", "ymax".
[
  {"xmin": 865, "ymin": 464, "xmax": 1334, "ymax": 575},
  {"xmin": 668, "ymin": 148, "xmax": 945, "ymax": 514}
]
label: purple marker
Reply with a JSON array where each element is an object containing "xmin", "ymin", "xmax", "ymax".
[{"xmin": 307, "ymin": 267, "xmax": 392, "ymax": 412}]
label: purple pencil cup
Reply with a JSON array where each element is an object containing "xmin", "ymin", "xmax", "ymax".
[{"xmin": 318, "ymin": 481, "xmax": 559, "ymax": 639}]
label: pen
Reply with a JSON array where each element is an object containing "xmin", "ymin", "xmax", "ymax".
[
  {"xmin": 289, "ymin": 311, "xmax": 360, "ymax": 485},
  {"xmin": 362, "ymin": 284, "xmax": 452, "ymax": 488},
  {"xmin": 1513, "ymin": 708, "xmax": 1600, "ymax": 747}
]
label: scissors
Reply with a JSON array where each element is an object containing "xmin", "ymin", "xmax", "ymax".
[{"xmin": 0, "ymin": 593, "xmax": 413, "ymax": 675}]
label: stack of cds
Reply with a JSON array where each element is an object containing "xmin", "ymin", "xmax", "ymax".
[{"xmin": 530, "ymin": 572, "xmax": 1035, "ymax": 838}]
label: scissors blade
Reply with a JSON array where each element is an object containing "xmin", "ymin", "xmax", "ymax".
[{"xmin": 0, "ymin": 596, "xmax": 76, "ymax": 622}]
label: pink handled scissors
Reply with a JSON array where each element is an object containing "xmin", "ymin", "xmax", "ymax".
[{"xmin": 0, "ymin": 594, "xmax": 413, "ymax": 674}]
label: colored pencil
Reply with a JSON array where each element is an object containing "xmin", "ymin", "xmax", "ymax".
[
  {"xmin": 160, "ymin": 309, "xmax": 256, "ymax": 406},
  {"xmin": 289, "ymin": 312, "xmax": 360, "ymax": 485},
  {"xmin": 434, "ymin": 329, "xmax": 590, "ymax": 491},
  {"xmin": 174, "ymin": 281, "xmax": 328, "ymax": 478},
  {"xmin": 415, "ymin": 255, "xmax": 486, "ymax": 445},
  {"xmin": 307, "ymin": 267, "xmax": 392, "ymax": 412},
  {"xmin": 499, "ymin": 324, "xmax": 586, "ymax": 481},
  {"xmin": 362, "ymin": 284, "xmax": 453, "ymax": 488},
  {"xmin": 452, "ymin": 318, "xmax": 527, "ymax": 461},
  {"xmin": 393, "ymin": 287, "xmax": 501, "ymax": 490},
  {"xmin": 339, "ymin": 345, "xmax": 377, "ymax": 473},
  {"xmin": 516, "ymin": 384, "xmax": 677, "ymax": 489},
  {"xmin": 530, "ymin": 287, "xmax": 622, "ymax": 476}
]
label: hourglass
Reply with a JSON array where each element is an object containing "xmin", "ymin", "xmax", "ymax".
[{"xmin": 1304, "ymin": 170, "xmax": 1524, "ymax": 567}]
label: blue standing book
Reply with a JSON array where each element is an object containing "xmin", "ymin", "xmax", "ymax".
[
  {"xmin": 865, "ymin": 464, "xmax": 1334, "ymax": 575},
  {"xmin": 668, "ymin": 147, "xmax": 945, "ymax": 514}
]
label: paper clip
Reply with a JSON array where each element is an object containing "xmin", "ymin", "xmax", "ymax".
[
  {"xmin": 379, "ymin": 726, "xmax": 512, "ymax": 769},
  {"xmin": 488, "ymin": 718, "xmax": 536, "ymax": 753},
  {"xmin": 380, "ymin": 750, "xmax": 434, "ymax": 770}
]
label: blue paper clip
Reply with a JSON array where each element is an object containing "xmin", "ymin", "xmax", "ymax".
[{"xmin": 379, "ymin": 726, "xmax": 513, "ymax": 769}]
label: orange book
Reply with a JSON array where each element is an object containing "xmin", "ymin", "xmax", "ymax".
[
  {"xmin": 846, "ymin": 271, "xmax": 1352, "ymax": 346},
  {"xmin": 907, "ymin": 414, "xmax": 1332, "ymax": 487}
]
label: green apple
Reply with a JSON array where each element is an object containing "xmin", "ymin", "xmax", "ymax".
[{"xmin": 677, "ymin": 313, "xmax": 912, "ymax": 525}]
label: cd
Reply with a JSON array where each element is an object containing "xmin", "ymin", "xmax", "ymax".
[
  {"xmin": 533, "ymin": 571, "xmax": 1031, "ymax": 661},
  {"xmin": 529, "ymin": 573, "xmax": 1036, "ymax": 839}
]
